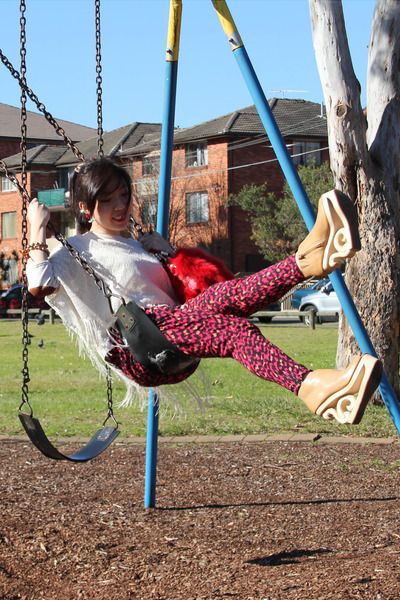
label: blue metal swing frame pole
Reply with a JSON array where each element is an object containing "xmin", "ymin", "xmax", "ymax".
[
  {"xmin": 144, "ymin": 0, "xmax": 182, "ymax": 509},
  {"xmin": 211, "ymin": 0, "xmax": 400, "ymax": 433}
]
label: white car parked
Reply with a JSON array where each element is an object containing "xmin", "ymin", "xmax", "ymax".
[{"xmin": 299, "ymin": 281, "xmax": 341, "ymax": 325}]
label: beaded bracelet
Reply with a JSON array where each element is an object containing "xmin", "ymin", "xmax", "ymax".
[{"xmin": 21, "ymin": 242, "xmax": 50, "ymax": 260}]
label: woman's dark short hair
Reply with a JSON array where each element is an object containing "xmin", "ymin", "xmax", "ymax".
[{"xmin": 69, "ymin": 157, "xmax": 132, "ymax": 232}]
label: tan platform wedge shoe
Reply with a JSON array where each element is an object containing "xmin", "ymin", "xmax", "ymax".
[
  {"xmin": 296, "ymin": 190, "xmax": 361, "ymax": 278},
  {"xmin": 298, "ymin": 355, "xmax": 382, "ymax": 424}
]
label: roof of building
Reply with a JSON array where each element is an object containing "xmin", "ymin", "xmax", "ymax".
[
  {"xmin": 3, "ymin": 145, "xmax": 67, "ymax": 169},
  {"xmin": 1, "ymin": 99, "xmax": 327, "ymax": 168},
  {"xmin": 127, "ymin": 99, "xmax": 327, "ymax": 155},
  {"xmin": 0, "ymin": 102, "xmax": 96, "ymax": 142},
  {"xmin": 55, "ymin": 122, "xmax": 162, "ymax": 166},
  {"xmin": 2, "ymin": 122, "xmax": 163, "ymax": 169},
  {"xmin": 175, "ymin": 99, "xmax": 327, "ymax": 141}
]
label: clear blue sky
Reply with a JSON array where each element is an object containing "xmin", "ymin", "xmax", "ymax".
[{"xmin": 0, "ymin": 0, "xmax": 376, "ymax": 132}]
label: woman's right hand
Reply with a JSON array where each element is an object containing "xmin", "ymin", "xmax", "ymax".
[{"xmin": 27, "ymin": 198, "xmax": 50, "ymax": 230}]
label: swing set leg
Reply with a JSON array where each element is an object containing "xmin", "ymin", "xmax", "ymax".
[
  {"xmin": 145, "ymin": 0, "xmax": 400, "ymax": 509},
  {"xmin": 144, "ymin": 389, "xmax": 159, "ymax": 509},
  {"xmin": 212, "ymin": 0, "xmax": 400, "ymax": 432},
  {"xmin": 144, "ymin": 0, "xmax": 182, "ymax": 509}
]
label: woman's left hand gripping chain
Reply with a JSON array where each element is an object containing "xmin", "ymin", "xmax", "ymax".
[{"xmin": 139, "ymin": 231, "xmax": 176, "ymax": 256}]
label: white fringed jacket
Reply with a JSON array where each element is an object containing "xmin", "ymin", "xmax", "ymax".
[{"xmin": 27, "ymin": 232, "xmax": 179, "ymax": 403}]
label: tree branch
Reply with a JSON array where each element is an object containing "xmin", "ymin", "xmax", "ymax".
[
  {"xmin": 367, "ymin": 0, "xmax": 400, "ymax": 172},
  {"xmin": 308, "ymin": 0, "xmax": 367, "ymax": 197}
]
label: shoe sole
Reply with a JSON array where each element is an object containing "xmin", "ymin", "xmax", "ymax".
[
  {"xmin": 317, "ymin": 355, "xmax": 382, "ymax": 424},
  {"xmin": 321, "ymin": 190, "xmax": 361, "ymax": 272}
]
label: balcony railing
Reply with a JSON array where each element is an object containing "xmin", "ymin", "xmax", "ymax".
[{"xmin": 38, "ymin": 188, "xmax": 66, "ymax": 208}]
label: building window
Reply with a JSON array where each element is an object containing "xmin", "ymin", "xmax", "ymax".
[
  {"xmin": 143, "ymin": 155, "xmax": 158, "ymax": 176},
  {"xmin": 1, "ymin": 212, "xmax": 17, "ymax": 238},
  {"xmin": 186, "ymin": 191, "xmax": 209, "ymax": 224},
  {"xmin": 292, "ymin": 141, "xmax": 321, "ymax": 166},
  {"xmin": 141, "ymin": 196, "xmax": 158, "ymax": 228},
  {"xmin": 122, "ymin": 163, "xmax": 133, "ymax": 179},
  {"xmin": 1, "ymin": 176, "xmax": 17, "ymax": 193},
  {"xmin": 185, "ymin": 142, "xmax": 208, "ymax": 168},
  {"xmin": 60, "ymin": 211, "xmax": 76, "ymax": 238},
  {"xmin": 58, "ymin": 167, "xmax": 71, "ymax": 190},
  {"xmin": 2, "ymin": 257, "xmax": 18, "ymax": 285}
]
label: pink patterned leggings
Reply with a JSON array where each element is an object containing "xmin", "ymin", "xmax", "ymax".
[{"xmin": 105, "ymin": 255, "xmax": 311, "ymax": 393}]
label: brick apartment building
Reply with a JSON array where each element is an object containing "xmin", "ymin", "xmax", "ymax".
[
  {"xmin": 0, "ymin": 98, "xmax": 328, "ymax": 285},
  {"xmin": 128, "ymin": 99, "xmax": 328, "ymax": 273},
  {"xmin": 0, "ymin": 102, "xmax": 95, "ymax": 285}
]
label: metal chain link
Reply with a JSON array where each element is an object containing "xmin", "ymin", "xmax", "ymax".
[
  {"xmin": 0, "ymin": 46, "xmax": 143, "ymax": 236},
  {"xmin": 45, "ymin": 223, "xmax": 124, "ymax": 424},
  {"xmin": 49, "ymin": 223, "xmax": 123, "ymax": 310},
  {"xmin": 0, "ymin": 48, "xmax": 85, "ymax": 163},
  {"xmin": 104, "ymin": 365, "xmax": 119, "ymax": 428},
  {"xmin": 95, "ymin": 0, "xmax": 104, "ymax": 159},
  {"xmin": 94, "ymin": 0, "xmax": 113, "ymax": 410},
  {"xmin": 1, "ymin": 152, "xmax": 121, "ymax": 421},
  {"xmin": 19, "ymin": 0, "xmax": 31, "ymax": 413},
  {"xmin": 0, "ymin": 162, "xmax": 123, "ymax": 313},
  {"xmin": 13, "ymin": 0, "xmax": 119, "ymax": 424},
  {"xmin": 0, "ymin": 159, "xmax": 28, "ymax": 198}
]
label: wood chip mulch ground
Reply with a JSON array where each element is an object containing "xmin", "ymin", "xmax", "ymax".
[{"xmin": 0, "ymin": 437, "xmax": 399, "ymax": 600}]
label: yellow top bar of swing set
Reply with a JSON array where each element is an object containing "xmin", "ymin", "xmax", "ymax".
[
  {"xmin": 211, "ymin": 0, "xmax": 243, "ymax": 50},
  {"xmin": 165, "ymin": 1, "xmax": 243, "ymax": 61},
  {"xmin": 166, "ymin": 0, "xmax": 182, "ymax": 62}
]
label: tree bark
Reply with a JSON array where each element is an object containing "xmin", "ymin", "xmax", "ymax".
[{"xmin": 309, "ymin": 0, "xmax": 400, "ymax": 399}]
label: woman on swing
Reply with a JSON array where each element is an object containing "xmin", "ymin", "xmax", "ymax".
[{"xmin": 26, "ymin": 157, "xmax": 381, "ymax": 424}]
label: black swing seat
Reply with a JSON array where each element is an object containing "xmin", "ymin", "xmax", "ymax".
[
  {"xmin": 19, "ymin": 412, "xmax": 119, "ymax": 462},
  {"xmin": 18, "ymin": 302, "xmax": 196, "ymax": 462},
  {"xmin": 115, "ymin": 301, "xmax": 200, "ymax": 375}
]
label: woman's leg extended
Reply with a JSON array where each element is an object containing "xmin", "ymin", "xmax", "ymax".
[
  {"xmin": 146, "ymin": 304, "xmax": 382, "ymax": 425},
  {"xmin": 187, "ymin": 189, "xmax": 362, "ymax": 318},
  {"xmin": 186, "ymin": 255, "xmax": 304, "ymax": 318},
  {"xmin": 147, "ymin": 305, "xmax": 310, "ymax": 393}
]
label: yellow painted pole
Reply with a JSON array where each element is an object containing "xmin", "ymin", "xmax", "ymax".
[
  {"xmin": 166, "ymin": 0, "xmax": 182, "ymax": 61},
  {"xmin": 211, "ymin": 0, "xmax": 243, "ymax": 50}
]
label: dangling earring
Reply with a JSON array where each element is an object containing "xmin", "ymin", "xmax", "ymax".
[{"xmin": 80, "ymin": 208, "xmax": 94, "ymax": 223}]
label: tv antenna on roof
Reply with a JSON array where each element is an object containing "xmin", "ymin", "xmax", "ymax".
[{"xmin": 269, "ymin": 89, "xmax": 309, "ymax": 98}]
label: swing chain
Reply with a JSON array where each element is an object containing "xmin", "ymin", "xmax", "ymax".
[
  {"xmin": 13, "ymin": 0, "xmax": 119, "ymax": 424},
  {"xmin": 104, "ymin": 365, "xmax": 119, "ymax": 427},
  {"xmin": 94, "ymin": 0, "xmax": 115, "ymax": 406},
  {"xmin": 48, "ymin": 226, "xmax": 121, "ymax": 426},
  {"xmin": 50, "ymin": 225, "xmax": 124, "ymax": 310},
  {"xmin": 0, "ymin": 160, "xmax": 27, "ymax": 198},
  {"xmin": 0, "ymin": 48, "xmax": 85, "ymax": 163},
  {"xmin": 95, "ymin": 0, "xmax": 104, "ymax": 159},
  {"xmin": 19, "ymin": 0, "xmax": 32, "ymax": 414},
  {"xmin": 0, "ymin": 46, "xmax": 147, "ymax": 237},
  {"xmin": 0, "ymin": 159, "xmax": 122, "ymax": 320}
]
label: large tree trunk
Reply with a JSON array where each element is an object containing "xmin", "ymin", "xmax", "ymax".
[{"xmin": 309, "ymin": 0, "xmax": 400, "ymax": 399}]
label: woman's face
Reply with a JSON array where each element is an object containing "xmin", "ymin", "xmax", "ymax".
[{"xmin": 87, "ymin": 181, "xmax": 132, "ymax": 236}]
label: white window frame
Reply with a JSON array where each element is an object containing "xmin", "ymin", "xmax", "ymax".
[
  {"xmin": 141, "ymin": 196, "xmax": 158, "ymax": 228},
  {"xmin": 3, "ymin": 257, "xmax": 18, "ymax": 285},
  {"xmin": 185, "ymin": 142, "xmax": 208, "ymax": 168},
  {"xmin": 1, "ymin": 211, "xmax": 17, "ymax": 238},
  {"xmin": 143, "ymin": 156, "xmax": 158, "ymax": 176},
  {"xmin": 186, "ymin": 191, "xmax": 209, "ymax": 224},
  {"xmin": 1, "ymin": 176, "xmax": 17, "ymax": 193},
  {"xmin": 292, "ymin": 141, "xmax": 322, "ymax": 166}
]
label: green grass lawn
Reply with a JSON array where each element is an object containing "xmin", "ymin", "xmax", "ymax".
[{"xmin": 0, "ymin": 320, "xmax": 396, "ymax": 439}]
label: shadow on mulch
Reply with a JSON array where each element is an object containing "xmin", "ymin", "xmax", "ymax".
[
  {"xmin": 158, "ymin": 494, "xmax": 400, "ymax": 512},
  {"xmin": 0, "ymin": 439, "xmax": 399, "ymax": 599},
  {"xmin": 247, "ymin": 547, "xmax": 332, "ymax": 566}
]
